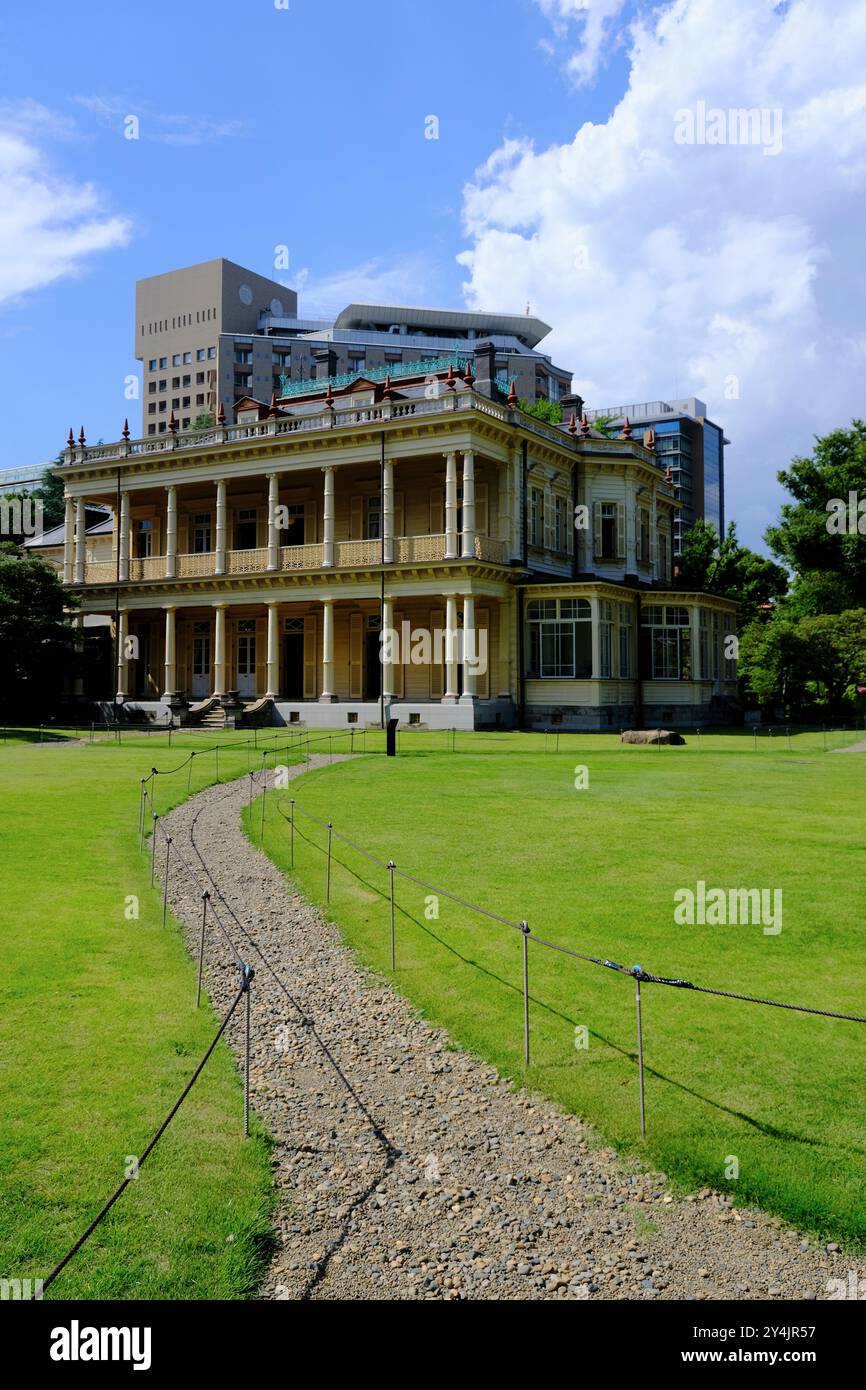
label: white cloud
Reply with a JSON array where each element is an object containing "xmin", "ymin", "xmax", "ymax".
[
  {"xmin": 459, "ymin": 0, "xmax": 866, "ymax": 546},
  {"xmin": 75, "ymin": 95, "xmax": 244, "ymax": 146},
  {"xmin": 293, "ymin": 255, "xmax": 439, "ymax": 318},
  {"xmin": 536, "ymin": 0, "xmax": 630, "ymax": 84},
  {"xmin": 0, "ymin": 109, "xmax": 131, "ymax": 307}
]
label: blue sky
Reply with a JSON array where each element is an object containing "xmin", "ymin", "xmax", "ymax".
[
  {"xmin": 0, "ymin": 0, "xmax": 627, "ymax": 458},
  {"xmin": 2, "ymin": 0, "xmax": 865, "ymax": 551}
]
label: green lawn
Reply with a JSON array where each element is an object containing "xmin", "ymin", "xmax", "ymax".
[
  {"xmin": 0, "ymin": 729, "xmax": 304, "ymax": 1300},
  {"xmin": 251, "ymin": 729, "xmax": 866, "ymax": 1247}
]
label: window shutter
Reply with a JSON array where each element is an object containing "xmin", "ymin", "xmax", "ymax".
[
  {"xmin": 255, "ymin": 616, "xmax": 266, "ymax": 695},
  {"xmin": 394, "ymin": 491, "xmax": 405, "ymax": 539},
  {"xmin": 176, "ymin": 621, "xmax": 189, "ymax": 695},
  {"xmin": 350, "ymin": 496, "xmax": 363, "ymax": 540},
  {"xmin": 151, "ymin": 518, "xmax": 161, "ymax": 554},
  {"xmin": 430, "ymin": 608, "xmax": 445, "ymax": 697},
  {"xmin": 475, "ymin": 606, "xmax": 490, "ymax": 698},
  {"xmin": 393, "ymin": 611, "xmax": 406, "ymax": 697},
  {"xmin": 429, "ymin": 487, "xmax": 444, "ymax": 535},
  {"xmin": 178, "ymin": 512, "xmax": 189, "ymax": 554},
  {"xmin": 593, "ymin": 502, "xmax": 602, "ymax": 561},
  {"xmin": 256, "ymin": 509, "xmax": 267, "ymax": 548},
  {"xmin": 635, "ymin": 508, "xmax": 642, "ymax": 563},
  {"xmin": 304, "ymin": 499, "xmax": 317, "ymax": 545},
  {"xmin": 651, "ymin": 523, "xmax": 659, "ymax": 576},
  {"xmin": 349, "ymin": 613, "xmax": 363, "ymax": 698},
  {"xmin": 616, "ymin": 503, "xmax": 626, "ymax": 560},
  {"xmin": 476, "ymin": 482, "xmax": 488, "ymax": 537},
  {"xmin": 543, "ymin": 487, "xmax": 552, "ymax": 550},
  {"xmin": 303, "ymin": 615, "xmax": 317, "ymax": 698}
]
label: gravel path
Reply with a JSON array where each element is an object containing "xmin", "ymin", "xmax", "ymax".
[{"xmin": 159, "ymin": 761, "xmax": 863, "ymax": 1302}]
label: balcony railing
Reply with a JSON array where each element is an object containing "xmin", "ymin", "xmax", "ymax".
[{"xmin": 71, "ymin": 534, "xmax": 508, "ymax": 585}]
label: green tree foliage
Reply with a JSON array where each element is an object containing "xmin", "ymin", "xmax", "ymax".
[
  {"xmin": 676, "ymin": 519, "xmax": 788, "ymax": 618},
  {"xmin": 192, "ymin": 412, "xmax": 215, "ymax": 431},
  {"xmin": 0, "ymin": 544, "xmax": 77, "ymax": 715},
  {"xmin": 765, "ymin": 420, "xmax": 866, "ymax": 612},
  {"xmin": 518, "ymin": 398, "xmax": 563, "ymax": 424}
]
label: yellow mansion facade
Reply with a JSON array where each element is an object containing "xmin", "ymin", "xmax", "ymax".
[{"xmin": 50, "ymin": 356, "xmax": 738, "ymax": 729}]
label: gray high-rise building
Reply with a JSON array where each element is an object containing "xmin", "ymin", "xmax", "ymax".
[{"xmin": 585, "ymin": 398, "xmax": 728, "ymax": 554}]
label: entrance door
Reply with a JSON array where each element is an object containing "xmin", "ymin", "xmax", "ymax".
[
  {"xmin": 236, "ymin": 633, "xmax": 256, "ymax": 698},
  {"xmin": 283, "ymin": 632, "xmax": 304, "ymax": 699},
  {"xmin": 135, "ymin": 631, "xmax": 151, "ymax": 698},
  {"xmin": 191, "ymin": 632, "xmax": 211, "ymax": 698},
  {"xmin": 364, "ymin": 630, "xmax": 381, "ymax": 700}
]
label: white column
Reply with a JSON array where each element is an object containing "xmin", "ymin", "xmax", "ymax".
[
  {"xmin": 213, "ymin": 603, "xmax": 226, "ymax": 698},
  {"xmin": 461, "ymin": 450, "xmax": 476, "ymax": 559},
  {"xmin": 215, "ymin": 480, "xmax": 227, "ymax": 575},
  {"xmin": 266, "ymin": 601, "xmax": 280, "ymax": 698},
  {"xmin": 267, "ymin": 474, "xmax": 280, "ymax": 571},
  {"xmin": 74, "ymin": 499, "xmax": 86, "ymax": 582},
  {"xmin": 119, "ymin": 491, "xmax": 130, "ymax": 582},
  {"xmin": 64, "ymin": 495, "xmax": 74, "ymax": 582},
  {"xmin": 382, "ymin": 457, "xmax": 394, "ymax": 563},
  {"xmin": 444, "ymin": 451, "xmax": 458, "ymax": 558},
  {"xmin": 320, "ymin": 598, "xmax": 335, "ymax": 701},
  {"xmin": 322, "ymin": 465, "xmax": 335, "ymax": 567},
  {"xmin": 461, "ymin": 594, "xmax": 476, "ymax": 702},
  {"xmin": 444, "ymin": 595, "xmax": 459, "ymax": 702},
  {"xmin": 116, "ymin": 609, "xmax": 128, "ymax": 700},
  {"xmin": 163, "ymin": 606, "xmax": 177, "ymax": 698},
  {"xmin": 382, "ymin": 595, "xmax": 394, "ymax": 699},
  {"xmin": 165, "ymin": 485, "xmax": 177, "ymax": 579}
]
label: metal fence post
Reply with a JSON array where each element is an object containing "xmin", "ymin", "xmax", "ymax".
[
  {"xmin": 196, "ymin": 892, "xmax": 209, "ymax": 1008},
  {"xmin": 150, "ymin": 814, "xmax": 158, "ymax": 885},
  {"xmin": 215, "ymin": 744, "xmax": 220, "ymax": 783},
  {"xmin": 138, "ymin": 780, "xmax": 146, "ymax": 849},
  {"xmin": 242, "ymin": 964, "xmax": 254, "ymax": 1137},
  {"xmin": 634, "ymin": 967, "xmax": 647, "ymax": 1138},
  {"xmin": 520, "ymin": 921, "xmax": 531, "ymax": 1066},
  {"xmin": 260, "ymin": 763, "xmax": 267, "ymax": 840},
  {"xmin": 162, "ymin": 836, "xmax": 172, "ymax": 928},
  {"xmin": 248, "ymin": 770, "xmax": 255, "ymax": 817},
  {"xmin": 388, "ymin": 860, "xmax": 396, "ymax": 969},
  {"xmin": 187, "ymin": 752, "xmax": 195, "ymax": 792},
  {"xmin": 326, "ymin": 822, "xmax": 333, "ymax": 901},
  {"xmin": 290, "ymin": 798, "xmax": 295, "ymax": 867}
]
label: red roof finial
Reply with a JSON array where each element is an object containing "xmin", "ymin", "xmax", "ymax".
[
  {"xmin": 67, "ymin": 428, "xmax": 75, "ymax": 449},
  {"xmin": 268, "ymin": 391, "xmax": 278, "ymax": 418},
  {"xmin": 568, "ymin": 411, "xmax": 577, "ymax": 435},
  {"xmin": 445, "ymin": 363, "xmax": 456, "ymax": 391},
  {"xmin": 507, "ymin": 379, "xmax": 518, "ymax": 407},
  {"xmin": 217, "ymin": 400, "xmax": 226, "ymax": 425},
  {"xmin": 78, "ymin": 426, "xmax": 86, "ymax": 446},
  {"xmin": 463, "ymin": 359, "xmax": 475, "ymax": 387},
  {"xmin": 620, "ymin": 415, "xmax": 632, "ymax": 439},
  {"xmin": 382, "ymin": 374, "xmax": 395, "ymax": 401},
  {"xmin": 665, "ymin": 462, "xmax": 672, "ymax": 483},
  {"xmin": 168, "ymin": 410, "xmax": 177, "ymax": 434},
  {"xmin": 324, "ymin": 382, "xmax": 334, "ymax": 407},
  {"xmin": 580, "ymin": 412, "xmax": 590, "ymax": 437},
  {"xmin": 122, "ymin": 418, "xmax": 130, "ymax": 440},
  {"xmin": 643, "ymin": 426, "xmax": 656, "ymax": 449}
]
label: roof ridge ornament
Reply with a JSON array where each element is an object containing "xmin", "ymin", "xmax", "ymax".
[
  {"xmin": 568, "ymin": 411, "xmax": 577, "ymax": 435},
  {"xmin": 580, "ymin": 412, "xmax": 590, "ymax": 437},
  {"xmin": 620, "ymin": 415, "xmax": 633, "ymax": 439}
]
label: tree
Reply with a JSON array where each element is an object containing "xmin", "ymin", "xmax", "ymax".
[
  {"xmin": 797, "ymin": 610, "xmax": 866, "ymax": 710},
  {"xmin": 32, "ymin": 460, "xmax": 67, "ymax": 529},
  {"xmin": 192, "ymin": 412, "xmax": 215, "ymax": 431},
  {"xmin": 765, "ymin": 420, "xmax": 866, "ymax": 613},
  {"xmin": 518, "ymin": 398, "xmax": 563, "ymax": 424},
  {"xmin": 676, "ymin": 519, "xmax": 788, "ymax": 618},
  {"xmin": 738, "ymin": 616, "xmax": 809, "ymax": 709},
  {"xmin": 0, "ymin": 544, "xmax": 78, "ymax": 717}
]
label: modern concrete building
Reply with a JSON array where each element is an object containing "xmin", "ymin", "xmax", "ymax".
[
  {"xmin": 135, "ymin": 259, "xmax": 573, "ymax": 436},
  {"xmin": 585, "ymin": 399, "xmax": 727, "ymax": 554},
  {"xmin": 49, "ymin": 357, "xmax": 737, "ymax": 730}
]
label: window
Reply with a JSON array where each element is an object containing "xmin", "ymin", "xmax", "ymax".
[
  {"xmin": 658, "ymin": 528, "xmax": 669, "ymax": 582},
  {"xmin": 529, "ymin": 488, "xmax": 543, "ymax": 547},
  {"xmin": 235, "ymin": 349, "xmax": 252, "ymax": 365},
  {"xmin": 197, "ymin": 349, "xmax": 205, "ymax": 362},
  {"xmin": 148, "ymin": 382, "xmax": 156, "ymax": 394},
  {"xmin": 148, "ymin": 403, "xmax": 155, "ymax": 415},
  {"xmin": 134, "ymin": 518, "xmax": 153, "ymax": 559},
  {"xmin": 196, "ymin": 393, "xmax": 204, "ymax": 406},
  {"xmin": 365, "ymin": 495, "xmax": 381, "ymax": 540},
  {"xmin": 148, "ymin": 358, "xmax": 157, "ymax": 371},
  {"xmin": 281, "ymin": 503, "xmax": 305, "ymax": 546},
  {"xmin": 159, "ymin": 356, "xmax": 168, "ymax": 369},
  {"xmin": 599, "ymin": 599, "xmax": 614, "ymax": 677},
  {"xmin": 172, "ymin": 376, "xmax": 180, "ymax": 389},
  {"xmin": 172, "ymin": 354, "xmax": 181, "ymax": 367},
  {"xmin": 641, "ymin": 605, "xmax": 691, "ymax": 680},
  {"xmin": 597, "ymin": 502, "xmax": 619, "ymax": 561},
  {"xmin": 349, "ymin": 355, "xmax": 366, "ymax": 375},
  {"xmin": 619, "ymin": 603, "xmax": 633, "ymax": 677},
  {"xmin": 526, "ymin": 597, "xmax": 592, "ymax": 679},
  {"xmin": 183, "ymin": 351, "xmax": 191, "ymax": 364},
  {"xmin": 699, "ymin": 609, "xmax": 709, "ymax": 678},
  {"xmin": 208, "ymin": 347, "xmax": 217, "ymax": 359},
  {"xmin": 182, "ymin": 374, "xmax": 191, "ymax": 387},
  {"xmin": 192, "ymin": 513, "xmax": 212, "ymax": 553},
  {"xmin": 235, "ymin": 507, "xmax": 257, "ymax": 550},
  {"xmin": 158, "ymin": 379, "xmax": 166, "ymax": 391}
]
